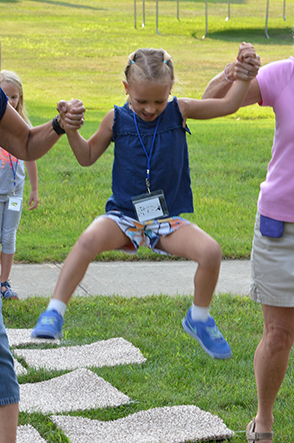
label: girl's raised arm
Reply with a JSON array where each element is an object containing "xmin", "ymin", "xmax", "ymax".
[
  {"xmin": 179, "ymin": 77, "xmax": 251, "ymax": 121},
  {"xmin": 61, "ymin": 109, "xmax": 114, "ymax": 167}
]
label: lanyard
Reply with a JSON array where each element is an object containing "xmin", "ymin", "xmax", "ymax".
[
  {"xmin": 133, "ymin": 112, "xmax": 161, "ymax": 194},
  {"xmin": 9, "ymin": 154, "xmax": 18, "ymax": 192}
]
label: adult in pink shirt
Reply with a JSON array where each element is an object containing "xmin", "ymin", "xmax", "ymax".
[{"xmin": 203, "ymin": 43, "xmax": 293, "ymax": 443}]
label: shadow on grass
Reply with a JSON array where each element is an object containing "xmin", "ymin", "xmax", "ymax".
[
  {"xmin": 201, "ymin": 27, "xmax": 294, "ymax": 44},
  {"xmin": 9, "ymin": 0, "xmax": 106, "ymax": 10}
]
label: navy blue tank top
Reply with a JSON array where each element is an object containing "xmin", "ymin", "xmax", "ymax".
[{"xmin": 106, "ymin": 97, "xmax": 194, "ymax": 219}]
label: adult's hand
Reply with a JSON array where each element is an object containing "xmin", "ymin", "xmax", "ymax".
[{"xmin": 227, "ymin": 42, "xmax": 261, "ymax": 82}]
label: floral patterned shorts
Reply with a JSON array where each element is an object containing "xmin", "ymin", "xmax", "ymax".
[{"xmin": 100, "ymin": 210, "xmax": 190, "ymax": 255}]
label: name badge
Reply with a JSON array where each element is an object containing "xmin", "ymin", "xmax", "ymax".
[
  {"xmin": 8, "ymin": 196, "xmax": 22, "ymax": 212},
  {"xmin": 132, "ymin": 190, "xmax": 169, "ymax": 223}
]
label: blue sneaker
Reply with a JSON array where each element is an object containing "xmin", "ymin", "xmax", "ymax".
[
  {"xmin": 182, "ymin": 307, "xmax": 232, "ymax": 359},
  {"xmin": 31, "ymin": 310, "xmax": 63, "ymax": 339}
]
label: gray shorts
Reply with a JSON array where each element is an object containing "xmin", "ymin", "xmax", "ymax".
[{"xmin": 250, "ymin": 211, "xmax": 294, "ymax": 307}]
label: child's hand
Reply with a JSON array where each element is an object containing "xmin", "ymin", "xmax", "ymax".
[
  {"xmin": 28, "ymin": 190, "xmax": 39, "ymax": 210},
  {"xmin": 57, "ymin": 99, "xmax": 86, "ymax": 131}
]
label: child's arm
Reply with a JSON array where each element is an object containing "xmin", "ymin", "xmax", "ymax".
[
  {"xmin": 179, "ymin": 77, "xmax": 253, "ymax": 121},
  {"xmin": 61, "ymin": 109, "xmax": 114, "ymax": 166},
  {"xmin": 24, "ymin": 160, "xmax": 39, "ymax": 210}
]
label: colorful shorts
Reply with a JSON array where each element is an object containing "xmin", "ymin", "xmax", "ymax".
[{"xmin": 100, "ymin": 211, "xmax": 190, "ymax": 255}]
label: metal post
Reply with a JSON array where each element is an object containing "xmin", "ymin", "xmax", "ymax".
[
  {"xmin": 156, "ymin": 0, "xmax": 161, "ymax": 35},
  {"xmin": 283, "ymin": 0, "xmax": 286, "ymax": 20},
  {"xmin": 202, "ymin": 0, "xmax": 208, "ymax": 38},
  {"xmin": 226, "ymin": 0, "xmax": 230, "ymax": 21},
  {"xmin": 134, "ymin": 0, "xmax": 137, "ymax": 28},
  {"xmin": 142, "ymin": 0, "xmax": 145, "ymax": 27},
  {"xmin": 177, "ymin": 0, "xmax": 180, "ymax": 21},
  {"xmin": 265, "ymin": 0, "xmax": 270, "ymax": 38}
]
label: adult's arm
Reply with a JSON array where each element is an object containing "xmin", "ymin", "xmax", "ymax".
[
  {"xmin": 202, "ymin": 42, "xmax": 262, "ymax": 106},
  {"xmin": 0, "ymin": 99, "xmax": 85, "ymax": 161}
]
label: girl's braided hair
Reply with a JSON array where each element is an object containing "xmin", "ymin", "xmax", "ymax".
[{"xmin": 124, "ymin": 48, "xmax": 174, "ymax": 85}]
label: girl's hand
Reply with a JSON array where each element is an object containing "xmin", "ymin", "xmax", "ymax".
[
  {"xmin": 28, "ymin": 190, "xmax": 39, "ymax": 210},
  {"xmin": 57, "ymin": 99, "xmax": 86, "ymax": 131}
]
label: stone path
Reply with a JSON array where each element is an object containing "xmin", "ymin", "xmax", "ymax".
[{"xmin": 7, "ymin": 329, "xmax": 234, "ymax": 443}]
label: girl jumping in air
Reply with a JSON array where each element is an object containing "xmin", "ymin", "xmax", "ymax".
[{"xmin": 32, "ymin": 47, "xmax": 259, "ymax": 359}]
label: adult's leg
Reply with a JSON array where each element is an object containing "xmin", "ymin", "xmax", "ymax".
[
  {"xmin": 0, "ymin": 299, "xmax": 19, "ymax": 443},
  {"xmin": 157, "ymin": 223, "xmax": 222, "ymax": 307},
  {"xmin": 52, "ymin": 216, "xmax": 132, "ymax": 305},
  {"xmin": 0, "ymin": 402, "xmax": 18, "ymax": 443},
  {"xmin": 253, "ymin": 305, "xmax": 294, "ymax": 441}
]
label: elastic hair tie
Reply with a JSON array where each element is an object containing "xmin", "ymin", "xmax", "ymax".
[
  {"xmin": 163, "ymin": 60, "xmax": 167, "ymax": 64},
  {"xmin": 131, "ymin": 60, "xmax": 135, "ymax": 64}
]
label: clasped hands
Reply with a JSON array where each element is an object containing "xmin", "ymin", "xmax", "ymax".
[
  {"xmin": 226, "ymin": 42, "xmax": 261, "ymax": 82},
  {"xmin": 57, "ymin": 99, "xmax": 86, "ymax": 132}
]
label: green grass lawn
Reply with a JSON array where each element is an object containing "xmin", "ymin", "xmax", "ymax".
[{"xmin": 1, "ymin": 0, "xmax": 294, "ymax": 261}]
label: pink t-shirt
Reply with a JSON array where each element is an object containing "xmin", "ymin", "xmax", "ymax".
[{"xmin": 257, "ymin": 57, "xmax": 294, "ymax": 222}]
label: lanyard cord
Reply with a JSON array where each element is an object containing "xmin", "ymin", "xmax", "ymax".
[
  {"xmin": 8, "ymin": 154, "xmax": 18, "ymax": 191},
  {"xmin": 133, "ymin": 112, "xmax": 161, "ymax": 194}
]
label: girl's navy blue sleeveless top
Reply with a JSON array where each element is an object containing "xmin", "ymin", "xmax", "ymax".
[{"xmin": 106, "ymin": 97, "xmax": 194, "ymax": 219}]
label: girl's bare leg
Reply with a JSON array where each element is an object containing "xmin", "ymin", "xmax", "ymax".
[
  {"xmin": 157, "ymin": 223, "xmax": 222, "ymax": 306},
  {"xmin": 158, "ymin": 223, "xmax": 231, "ymax": 359},
  {"xmin": 52, "ymin": 217, "xmax": 132, "ymax": 305}
]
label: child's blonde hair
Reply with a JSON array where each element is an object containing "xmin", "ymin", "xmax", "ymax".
[
  {"xmin": 0, "ymin": 70, "xmax": 31, "ymax": 125},
  {"xmin": 124, "ymin": 48, "xmax": 174, "ymax": 86}
]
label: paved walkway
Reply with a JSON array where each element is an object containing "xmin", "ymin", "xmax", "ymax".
[{"xmin": 10, "ymin": 259, "xmax": 251, "ymax": 299}]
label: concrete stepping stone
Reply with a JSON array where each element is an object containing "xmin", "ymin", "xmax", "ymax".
[
  {"xmin": 6, "ymin": 328, "xmax": 60, "ymax": 346},
  {"xmin": 17, "ymin": 424, "xmax": 46, "ymax": 443},
  {"xmin": 19, "ymin": 368, "xmax": 130, "ymax": 413},
  {"xmin": 51, "ymin": 405, "xmax": 234, "ymax": 442},
  {"xmin": 13, "ymin": 358, "xmax": 27, "ymax": 376},
  {"xmin": 14, "ymin": 337, "xmax": 146, "ymax": 370}
]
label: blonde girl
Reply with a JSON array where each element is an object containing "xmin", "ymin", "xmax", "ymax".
[{"xmin": 0, "ymin": 70, "xmax": 39, "ymax": 299}]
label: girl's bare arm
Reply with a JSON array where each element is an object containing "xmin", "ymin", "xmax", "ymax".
[
  {"xmin": 24, "ymin": 160, "xmax": 39, "ymax": 210},
  {"xmin": 64, "ymin": 109, "xmax": 114, "ymax": 166},
  {"xmin": 179, "ymin": 78, "xmax": 251, "ymax": 121}
]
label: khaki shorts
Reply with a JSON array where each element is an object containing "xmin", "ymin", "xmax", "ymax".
[
  {"xmin": 100, "ymin": 210, "xmax": 190, "ymax": 255},
  {"xmin": 250, "ymin": 211, "xmax": 294, "ymax": 307}
]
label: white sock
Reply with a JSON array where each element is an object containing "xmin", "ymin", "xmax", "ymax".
[
  {"xmin": 46, "ymin": 299, "xmax": 67, "ymax": 318},
  {"xmin": 191, "ymin": 303, "xmax": 210, "ymax": 322}
]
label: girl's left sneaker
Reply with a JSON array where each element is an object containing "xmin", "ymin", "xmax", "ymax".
[
  {"xmin": 31, "ymin": 309, "xmax": 63, "ymax": 339},
  {"xmin": 182, "ymin": 307, "xmax": 232, "ymax": 359}
]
